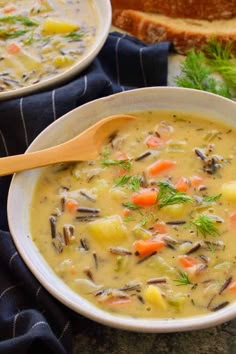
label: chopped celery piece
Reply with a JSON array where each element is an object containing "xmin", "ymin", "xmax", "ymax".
[
  {"xmin": 167, "ymin": 295, "xmax": 186, "ymax": 310},
  {"xmin": 132, "ymin": 226, "xmax": 152, "ymax": 240}
]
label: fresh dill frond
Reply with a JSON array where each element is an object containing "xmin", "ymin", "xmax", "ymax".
[
  {"xmin": 113, "ymin": 174, "xmax": 142, "ymax": 192},
  {"xmin": 114, "ymin": 175, "xmax": 131, "ymax": 188},
  {"xmin": 122, "ymin": 202, "xmax": 142, "ymax": 210},
  {"xmin": 123, "ymin": 215, "xmax": 136, "ymax": 222},
  {"xmin": 64, "ymin": 31, "xmax": 84, "ymax": 40},
  {"xmin": 189, "ymin": 214, "xmax": 220, "ymax": 238},
  {"xmin": 174, "ymin": 271, "xmax": 192, "ymax": 286},
  {"xmin": 176, "ymin": 50, "xmax": 232, "ymax": 98},
  {"xmin": 206, "ymin": 39, "xmax": 236, "ymax": 89},
  {"xmin": 157, "ymin": 181, "xmax": 193, "ymax": 208},
  {"xmin": 101, "ymin": 159, "xmax": 132, "ymax": 171},
  {"xmin": 202, "ymin": 194, "xmax": 222, "ymax": 204}
]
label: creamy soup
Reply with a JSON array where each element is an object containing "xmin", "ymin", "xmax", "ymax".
[
  {"xmin": 31, "ymin": 111, "xmax": 236, "ymax": 319},
  {"xmin": 0, "ymin": 0, "xmax": 98, "ymax": 91}
]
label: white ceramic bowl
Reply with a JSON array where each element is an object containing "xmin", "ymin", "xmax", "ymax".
[
  {"xmin": 7, "ymin": 87, "xmax": 236, "ymax": 332},
  {"xmin": 0, "ymin": 0, "xmax": 111, "ymax": 101}
]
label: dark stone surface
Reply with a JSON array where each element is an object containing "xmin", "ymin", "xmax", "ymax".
[{"xmin": 73, "ymin": 318, "xmax": 236, "ymax": 354}]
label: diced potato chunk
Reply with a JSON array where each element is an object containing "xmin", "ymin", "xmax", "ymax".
[
  {"xmin": 161, "ymin": 203, "xmax": 187, "ymax": 218},
  {"xmin": 221, "ymin": 181, "xmax": 236, "ymax": 202},
  {"xmin": 42, "ymin": 18, "xmax": 78, "ymax": 34},
  {"xmin": 110, "ymin": 187, "xmax": 128, "ymax": 202},
  {"xmin": 144, "ymin": 285, "xmax": 167, "ymax": 309},
  {"xmin": 87, "ymin": 215, "xmax": 128, "ymax": 245}
]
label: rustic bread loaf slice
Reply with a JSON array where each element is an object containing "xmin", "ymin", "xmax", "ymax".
[
  {"xmin": 112, "ymin": 9, "xmax": 236, "ymax": 55},
  {"xmin": 111, "ymin": 0, "xmax": 236, "ymax": 20}
]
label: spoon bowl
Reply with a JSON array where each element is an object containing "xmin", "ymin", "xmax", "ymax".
[{"xmin": 0, "ymin": 114, "xmax": 135, "ymax": 176}]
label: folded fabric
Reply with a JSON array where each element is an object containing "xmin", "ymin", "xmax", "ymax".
[{"xmin": 0, "ymin": 32, "xmax": 171, "ymax": 354}]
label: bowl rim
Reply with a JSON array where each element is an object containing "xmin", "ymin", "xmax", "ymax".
[
  {"xmin": 7, "ymin": 87, "xmax": 236, "ymax": 332},
  {"xmin": 0, "ymin": 0, "xmax": 111, "ymax": 101}
]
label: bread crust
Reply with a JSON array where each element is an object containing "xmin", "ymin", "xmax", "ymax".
[
  {"xmin": 112, "ymin": 9, "xmax": 236, "ymax": 55},
  {"xmin": 111, "ymin": 0, "xmax": 236, "ymax": 20}
]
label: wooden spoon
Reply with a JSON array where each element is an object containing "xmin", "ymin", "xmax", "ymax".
[{"xmin": 0, "ymin": 114, "xmax": 136, "ymax": 176}]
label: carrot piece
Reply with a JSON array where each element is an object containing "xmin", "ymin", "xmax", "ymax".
[
  {"xmin": 178, "ymin": 255, "xmax": 198, "ymax": 268},
  {"xmin": 134, "ymin": 238, "xmax": 165, "ymax": 257},
  {"xmin": 132, "ymin": 188, "xmax": 158, "ymax": 207},
  {"xmin": 7, "ymin": 43, "xmax": 20, "ymax": 54},
  {"xmin": 228, "ymin": 280, "xmax": 236, "ymax": 292},
  {"xmin": 230, "ymin": 212, "xmax": 236, "ymax": 223},
  {"xmin": 229, "ymin": 212, "xmax": 236, "ymax": 230},
  {"xmin": 116, "ymin": 152, "xmax": 129, "ymax": 160},
  {"xmin": 145, "ymin": 135, "xmax": 164, "ymax": 148},
  {"xmin": 147, "ymin": 159, "xmax": 176, "ymax": 176},
  {"xmin": 152, "ymin": 221, "xmax": 168, "ymax": 234},
  {"xmin": 175, "ymin": 177, "xmax": 189, "ymax": 192},
  {"xmin": 69, "ymin": 265, "xmax": 77, "ymax": 275},
  {"xmin": 65, "ymin": 199, "xmax": 78, "ymax": 212},
  {"xmin": 190, "ymin": 175, "xmax": 204, "ymax": 187},
  {"xmin": 122, "ymin": 208, "xmax": 131, "ymax": 217},
  {"xmin": 4, "ymin": 5, "xmax": 16, "ymax": 13}
]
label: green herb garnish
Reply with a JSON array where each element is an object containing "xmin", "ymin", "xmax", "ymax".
[
  {"xmin": 0, "ymin": 15, "xmax": 38, "ymax": 26},
  {"xmin": 174, "ymin": 271, "xmax": 192, "ymax": 286},
  {"xmin": 64, "ymin": 31, "xmax": 84, "ymax": 40},
  {"xmin": 23, "ymin": 31, "xmax": 34, "ymax": 45},
  {"xmin": 157, "ymin": 181, "xmax": 193, "ymax": 208},
  {"xmin": 206, "ymin": 40, "xmax": 236, "ymax": 89},
  {"xmin": 101, "ymin": 159, "xmax": 132, "ymax": 171},
  {"xmin": 202, "ymin": 194, "xmax": 222, "ymax": 203},
  {"xmin": 123, "ymin": 215, "xmax": 136, "ymax": 222},
  {"xmin": 114, "ymin": 174, "xmax": 142, "ymax": 192},
  {"xmin": 0, "ymin": 29, "xmax": 28, "ymax": 39},
  {"xmin": 189, "ymin": 214, "xmax": 220, "ymax": 238},
  {"xmin": 122, "ymin": 202, "xmax": 142, "ymax": 210},
  {"xmin": 176, "ymin": 50, "xmax": 231, "ymax": 98}
]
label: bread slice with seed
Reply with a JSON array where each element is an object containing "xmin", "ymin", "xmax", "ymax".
[
  {"xmin": 112, "ymin": 9, "xmax": 236, "ymax": 55},
  {"xmin": 111, "ymin": 0, "xmax": 236, "ymax": 20}
]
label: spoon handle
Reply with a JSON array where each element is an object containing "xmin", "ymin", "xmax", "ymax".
[
  {"xmin": 0, "ymin": 147, "xmax": 66, "ymax": 176},
  {"xmin": 0, "ymin": 114, "xmax": 136, "ymax": 176}
]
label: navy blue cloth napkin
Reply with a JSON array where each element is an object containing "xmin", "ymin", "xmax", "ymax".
[{"xmin": 0, "ymin": 32, "xmax": 171, "ymax": 354}]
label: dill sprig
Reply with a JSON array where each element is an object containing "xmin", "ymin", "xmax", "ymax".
[
  {"xmin": 101, "ymin": 159, "xmax": 132, "ymax": 171},
  {"xmin": 173, "ymin": 271, "xmax": 192, "ymax": 286},
  {"xmin": 189, "ymin": 214, "xmax": 220, "ymax": 238},
  {"xmin": 157, "ymin": 181, "xmax": 193, "ymax": 208},
  {"xmin": 64, "ymin": 31, "xmax": 84, "ymax": 40},
  {"xmin": 176, "ymin": 50, "xmax": 231, "ymax": 99},
  {"xmin": 122, "ymin": 202, "xmax": 142, "ymax": 210},
  {"xmin": 206, "ymin": 40, "xmax": 236, "ymax": 89},
  {"xmin": 114, "ymin": 175, "xmax": 142, "ymax": 192},
  {"xmin": 202, "ymin": 194, "xmax": 222, "ymax": 204}
]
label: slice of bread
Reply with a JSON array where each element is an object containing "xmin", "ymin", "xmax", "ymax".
[
  {"xmin": 111, "ymin": 0, "xmax": 236, "ymax": 20},
  {"xmin": 112, "ymin": 9, "xmax": 236, "ymax": 55}
]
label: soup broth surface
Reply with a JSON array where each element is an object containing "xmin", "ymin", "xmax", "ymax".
[
  {"xmin": 31, "ymin": 110, "xmax": 236, "ymax": 319},
  {"xmin": 0, "ymin": 0, "xmax": 98, "ymax": 91}
]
